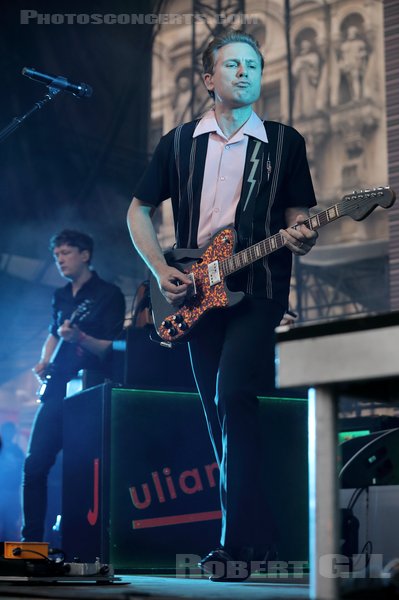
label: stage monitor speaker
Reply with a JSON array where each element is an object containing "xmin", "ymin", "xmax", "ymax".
[{"xmin": 63, "ymin": 385, "xmax": 308, "ymax": 570}]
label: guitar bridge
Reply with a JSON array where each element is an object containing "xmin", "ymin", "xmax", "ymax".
[{"xmin": 208, "ymin": 260, "xmax": 221, "ymax": 286}]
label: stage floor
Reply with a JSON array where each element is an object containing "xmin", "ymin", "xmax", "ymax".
[
  {"xmin": 0, "ymin": 573, "xmax": 311, "ymax": 600},
  {"xmin": 0, "ymin": 572, "xmax": 397, "ymax": 599}
]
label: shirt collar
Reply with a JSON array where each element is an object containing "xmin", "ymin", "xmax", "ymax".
[
  {"xmin": 66, "ymin": 270, "xmax": 97, "ymax": 295},
  {"xmin": 193, "ymin": 109, "xmax": 268, "ymax": 143}
]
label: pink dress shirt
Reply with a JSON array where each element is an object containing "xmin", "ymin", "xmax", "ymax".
[{"xmin": 193, "ymin": 109, "xmax": 268, "ymax": 248}]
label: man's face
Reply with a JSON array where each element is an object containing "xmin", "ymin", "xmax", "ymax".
[
  {"xmin": 204, "ymin": 42, "xmax": 262, "ymax": 108},
  {"xmin": 53, "ymin": 244, "xmax": 89, "ymax": 280}
]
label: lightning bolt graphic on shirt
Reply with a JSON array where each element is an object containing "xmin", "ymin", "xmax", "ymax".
[{"xmin": 243, "ymin": 140, "xmax": 261, "ymax": 212}]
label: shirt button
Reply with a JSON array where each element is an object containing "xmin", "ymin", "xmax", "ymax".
[
  {"xmin": 214, "ymin": 207, "xmax": 220, "ymax": 213},
  {"xmin": 220, "ymin": 176, "xmax": 225, "ymax": 181}
]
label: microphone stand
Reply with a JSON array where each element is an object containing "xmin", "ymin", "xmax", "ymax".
[{"xmin": 0, "ymin": 85, "xmax": 61, "ymax": 144}]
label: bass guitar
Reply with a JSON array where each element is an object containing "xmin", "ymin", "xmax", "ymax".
[
  {"xmin": 36, "ymin": 299, "xmax": 92, "ymax": 401},
  {"xmin": 150, "ymin": 186, "xmax": 396, "ymax": 343}
]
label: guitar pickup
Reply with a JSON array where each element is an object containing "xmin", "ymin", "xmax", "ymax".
[{"xmin": 208, "ymin": 261, "xmax": 221, "ymax": 286}]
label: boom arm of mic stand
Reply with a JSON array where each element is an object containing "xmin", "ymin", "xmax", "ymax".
[{"xmin": 0, "ymin": 86, "xmax": 61, "ymax": 144}]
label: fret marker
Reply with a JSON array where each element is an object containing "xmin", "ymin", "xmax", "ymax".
[
  {"xmin": 310, "ymin": 216, "xmax": 318, "ymax": 228},
  {"xmin": 328, "ymin": 207, "xmax": 337, "ymax": 219}
]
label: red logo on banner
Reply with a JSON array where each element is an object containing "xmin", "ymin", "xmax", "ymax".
[{"xmin": 128, "ymin": 462, "xmax": 221, "ymax": 529}]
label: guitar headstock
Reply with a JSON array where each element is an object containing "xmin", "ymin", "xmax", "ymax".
[
  {"xmin": 70, "ymin": 299, "xmax": 93, "ymax": 326},
  {"xmin": 341, "ymin": 186, "xmax": 396, "ymax": 221}
]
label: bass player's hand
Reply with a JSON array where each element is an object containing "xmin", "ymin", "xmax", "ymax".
[{"xmin": 57, "ymin": 319, "xmax": 81, "ymax": 343}]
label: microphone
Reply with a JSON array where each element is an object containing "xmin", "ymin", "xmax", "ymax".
[{"xmin": 22, "ymin": 67, "xmax": 93, "ymax": 98}]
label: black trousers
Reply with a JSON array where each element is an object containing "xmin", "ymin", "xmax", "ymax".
[
  {"xmin": 21, "ymin": 381, "xmax": 66, "ymax": 542},
  {"xmin": 188, "ymin": 296, "xmax": 284, "ymax": 560}
]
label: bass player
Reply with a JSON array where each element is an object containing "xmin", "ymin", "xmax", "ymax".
[{"xmin": 22, "ymin": 229, "xmax": 125, "ymax": 542}]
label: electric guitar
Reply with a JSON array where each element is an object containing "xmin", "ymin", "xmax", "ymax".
[
  {"xmin": 150, "ymin": 186, "xmax": 396, "ymax": 343},
  {"xmin": 36, "ymin": 299, "xmax": 93, "ymax": 401}
]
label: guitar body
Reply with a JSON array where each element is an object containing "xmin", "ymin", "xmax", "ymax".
[
  {"xmin": 150, "ymin": 227, "xmax": 244, "ymax": 343},
  {"xmin": 38, "ymin": 368, "xmax": 72, "ymax": 403},
  {"xmin": 38, "ymin": 343, "xmax": 84, "ymax": 402},
  {"xmin": 150, "ymin": 186, "xmax": 396, "ymax": 344}
]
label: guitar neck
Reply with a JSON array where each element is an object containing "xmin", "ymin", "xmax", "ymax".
[
  {"xmin": 221, "ymin": 202, "xmax": 344, "ymax": 277},
  {"xmin": 47, "ymin": 300, "xmax": 91, "ymax": 368}
]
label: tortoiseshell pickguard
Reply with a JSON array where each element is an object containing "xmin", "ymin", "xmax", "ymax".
[{"xmin": 158, "ymin": 228, "xmax": 235, "ymax": 342}]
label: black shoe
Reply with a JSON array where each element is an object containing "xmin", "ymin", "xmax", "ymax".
[{"xmin": 198, "ymin": 547, "xmax": 251, "ymax": 582}]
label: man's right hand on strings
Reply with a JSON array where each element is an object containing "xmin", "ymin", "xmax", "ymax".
[{"xmin": 156, "ymin": 265, "xmax": 192, "ymax": 306}]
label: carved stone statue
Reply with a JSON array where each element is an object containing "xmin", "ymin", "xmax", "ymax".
[
  {"xmin": 172, "ymin": 71, "xmax": 192, "ymax": 123},
  {"xmin": 292, "ymin": 39, "xmax": 321, "ymax": 118},
  {"xmin": 338, "ymin": 25, "xmax": 369, "ymax": 101}
]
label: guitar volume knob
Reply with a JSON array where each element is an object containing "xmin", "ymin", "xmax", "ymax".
[
  {"xmin": 162, "ymin": 319, "xmax": 172, "ymax": 328},
  {"xmin": 168, "ymin": 327, "xmax": 177, "ymax": 336},
  {"xmin": 172, "ymin": 314, "xmax": 183, "ymax": 323}
]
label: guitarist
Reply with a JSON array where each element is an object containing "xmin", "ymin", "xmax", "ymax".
[
  {"xmin": 127, "ymin": 30, "xmax": 318, "ymax": 580},
  {"xmin": 22, "ymin": 229, "xmax": 125, "ymax": 542}
]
